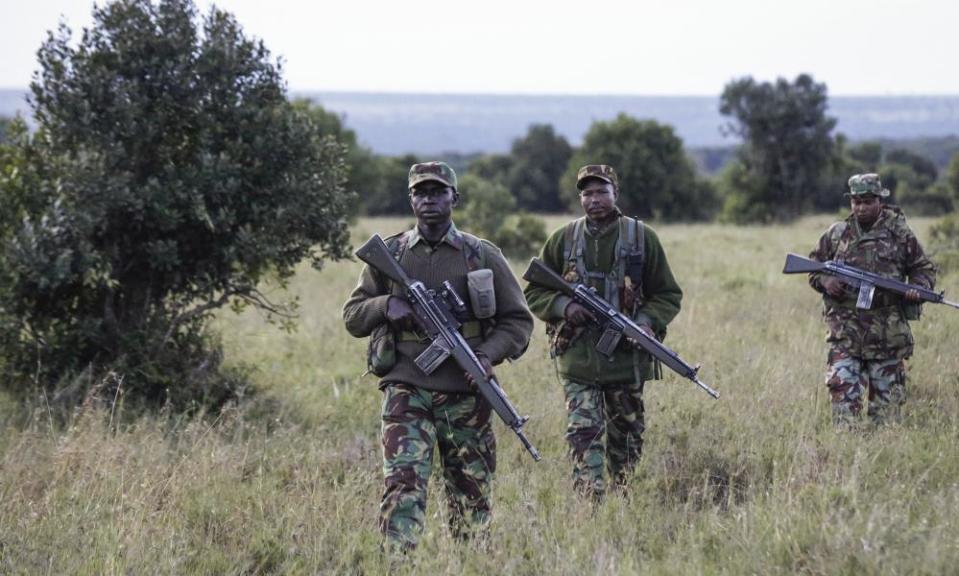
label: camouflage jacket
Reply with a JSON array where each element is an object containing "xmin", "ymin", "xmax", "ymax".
[
  {"xmin": 808, "ymin": 206, "xmax": 936, "ymax": 360},
  {"xmin": 524, "ymin": 213, "xmax": 682, "ymax": 385}
]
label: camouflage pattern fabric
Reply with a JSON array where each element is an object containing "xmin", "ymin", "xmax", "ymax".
[
  {"xmin": 847, "ymin": 173, "xmax": 890, "ymax": 197},
  {"xmin": 563, "ymin": 379, "xmax": 645, "ymax": 500},
  {"xmin": 809, "ymin": 206, "xmax": 936, "ymax": 360},
  {"xmin": 408, "ymin": 161, "xmax": 457, "ymax": 190},
  {"xmin": 826, "ymin": 347, "xmax": 906, "ymax": 424},
  {"xmin": 576, "ymin": 164, "xmax": 619, "ymax": 189},
  {"xmin": 380, "ymin": 383, "xmax": 495, "ymax": 549}
]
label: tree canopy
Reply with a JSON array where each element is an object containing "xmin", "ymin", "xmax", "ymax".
[
  {"xmin": 0, "ymin": 0, "xmax": 352, "ymax": 409},
  {"xmin": 467, "ymin": 124, "xmax": 572, "ymax": 213},
  {"xmin": 719, "ymin": 74, "xmax": 837, "ymax": 222},
  {"xmin": 561, "ymin": 114, "xmax": 717, "ymax": 221}
]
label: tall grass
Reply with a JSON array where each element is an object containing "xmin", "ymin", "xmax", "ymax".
[{"xmin": 1, "ymin": 216, "xmax": 957, "ymax": 574}]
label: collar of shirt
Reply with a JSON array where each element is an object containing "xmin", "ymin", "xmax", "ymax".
[
  {"xmin": 406, "ymin": 221, "xmax": 465, "ymax": 251},
  {"xmin": 586, "ymin": 208, "xmax": 624, "ymax": 237}
]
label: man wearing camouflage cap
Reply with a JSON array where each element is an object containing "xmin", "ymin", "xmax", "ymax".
[
  {"xmin": 807, "ymin": 173, "xmax": 936, "ymax": 425},
  {"xmin": 343, "ymin": 161, "xmax": 533, "ymax": 549},
  {"xmin": 524, "ymin": 164, "xmax": 683, "ymax": 499}
]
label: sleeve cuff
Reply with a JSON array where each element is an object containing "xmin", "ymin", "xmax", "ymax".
[
  {"xmin": 633, "ymin": 312, "xmax": 656, "ymax": 331},
  {"xmin": 550, "ymin": 295, "xmax": 572, "ymax": 321},
  {"xmin": 373, "ymin": 294, "xmax": 392, "ymax": 324}
]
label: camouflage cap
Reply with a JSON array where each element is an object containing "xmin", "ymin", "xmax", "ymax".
[
  {"xmin": 408, "ymin": 161, "xmax": 457, "ymax": 190},
  {"xmin": 846, "ymin": 173, "xmax": 890, "ymax": 197},
  {"xmin": 576, "ymin": 164, "xmax": 619, "ymax": 189}
]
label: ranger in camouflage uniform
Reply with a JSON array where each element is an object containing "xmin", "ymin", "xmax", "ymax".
[
  {"xmin": 343, "ymin": 162, "xmax": 533, "ymax": 550},
  {"xmin": 524, "ymin": 165, "xmax": 683, "ymax": 499},
  {"xmin": 808, "ymin": 173, "xmax": 936, "ymax": 424}
]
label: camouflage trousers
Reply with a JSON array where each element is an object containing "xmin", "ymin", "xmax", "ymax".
[
  {"xmin": 826, "ymin": 347, "xmax": 906, "ymax": 425},
  {"xmin": 563, "ymin": 378, "xmax": 645, "ymax": 499},
  {"xmin": 379, "ymin": 382, "xmax": 496, "ymax": 549}
]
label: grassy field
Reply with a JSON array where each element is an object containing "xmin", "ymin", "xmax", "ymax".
[{"xmin": 2, "ymin": 215, "xmax": 958, "ymax": 575}]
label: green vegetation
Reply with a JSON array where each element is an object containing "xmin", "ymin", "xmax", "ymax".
[
  {"xmin": 929, "ymin": 213, "xmax": 959, "ymax": 273},
  {"xmin": 1, "ymin": 216, "xmax": 957, "ymax": 574},
  {"xmin": 470, "ymin": 124, "xmax": 573, "ymax": 213},
  {"xmin": 457, "ymin": 174, "xmax": 547, "ymax": 259},
  {"xmin": 0, "ymin": 116, "xmax": 12, "ymax": 144},
  {"xmin": 561, "ymin": 114, "xmax": 718, "ymax": 221},
  {"xmin": 0, "ymin": 0, "xmax": 352, "ymax": 411},
  {"xmin": 719, "ymin": 74, "xmax": 837, "ymax": 223}
]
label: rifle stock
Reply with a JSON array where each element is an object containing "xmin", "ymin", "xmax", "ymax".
[
  {"xmin": 782, "ymin": 253, "xmax": 826, "ymax": 274},
  {"xmin": 355, "ymin": 235, "xmax": 412, "ymax": 286}
]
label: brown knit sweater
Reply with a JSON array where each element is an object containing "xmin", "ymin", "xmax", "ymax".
[{"xmin": 342, "ymin": 223, "xmax": 534, "ymax": 393}]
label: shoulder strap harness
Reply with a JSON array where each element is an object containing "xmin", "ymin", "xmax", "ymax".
[{"xmin": 563, "ymin": 216, "xmax": 645, "ymax": 312}]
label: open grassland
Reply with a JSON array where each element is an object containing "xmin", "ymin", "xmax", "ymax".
[{"xmin": 1, "ymin": 215, "xmax": 958, "ymax": 575}]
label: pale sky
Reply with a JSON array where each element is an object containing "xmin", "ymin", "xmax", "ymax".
[{"xmin": 1, "ymin": 0, "xmax": 956, "ymax": 95}]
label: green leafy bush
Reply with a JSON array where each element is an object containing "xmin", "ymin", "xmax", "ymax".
[
  {"xmin": 457, "ymin": 175, "xmax": 546, "ymax": 260},
  {"xmin": 0, "ymin": 0, "xmax": 352, "ymax": 411},
  {"xmin": 929, "ymin": 213, "xmax": 959, "ymax": 273}
]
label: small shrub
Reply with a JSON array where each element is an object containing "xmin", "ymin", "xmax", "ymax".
[
  {"xmin": 458, "ymin": 174, "xmax": 547, "ymax": 260},
  {"xmin": 929, "ymin": 213, "xmax": 959, "ymax": 273}
]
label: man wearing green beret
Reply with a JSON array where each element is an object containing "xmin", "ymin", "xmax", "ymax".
[
  {"xmin": 343, "ymin": 161, "xmax": 533, "ymax": 550},
  {"xmin": 807, "ymin": 173, "xmax": 936, "ymax": 425},
  {"xmin": 524, "ymin": 164, "xmax": 683, "ymax": 500}
]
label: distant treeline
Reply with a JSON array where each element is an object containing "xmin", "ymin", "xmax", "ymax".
[{"xmin": 281, "ymin": 75, "xmax": 959, "ymax": 224}]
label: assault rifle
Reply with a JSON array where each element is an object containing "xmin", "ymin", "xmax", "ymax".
[
  {"xmin": 782, "ymin": 253, "xmax": 958, "ymax": 310},
  {"xmin": 522, "ymin": 258, "xmax": 719, "ymax": 400},
  {"xmin": 355, "ymin": 234, "xmax": 541, "ymax": 462}
]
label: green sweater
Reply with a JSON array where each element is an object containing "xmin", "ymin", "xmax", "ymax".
[{"xmin": 524, "ymin": 214, "xmax": 683, "ymax": 384}]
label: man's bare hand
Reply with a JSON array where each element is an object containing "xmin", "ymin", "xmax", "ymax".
[
  {"xmin": 465, "ymin": 353, "xmax": 494, "ymax": 388},
  {"xmin": 386, "ymin": 296, "xmax": 418, "ymax": 332},
  {"xmin": 904, "ymin": 288, "xmax": 921, "ymax": 302},
  {"xmin": 564, "ymin": 302, "xmax": 596, "ymax": 327},
  {"xmin": 822, "ymin": 276, "xmax": 845, "ymax": 298},
  {"xmin": 627, "ymin": 324, "xmax": 656, "ymax": 346}
]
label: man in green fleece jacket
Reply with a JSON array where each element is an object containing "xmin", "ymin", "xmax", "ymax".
[
  {"xmin": 524, "ymin": 164, "xmax": 682, "ymax": 499},
  {"xmin": 343, "ymin": 161, "xmax": 533, "ymax": 550}
]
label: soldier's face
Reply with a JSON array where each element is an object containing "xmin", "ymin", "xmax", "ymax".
[
  {"xmin": 850, "ymin": 195, "xmax": 882, "ymax": 226},
  {"xmin": 410, "ymin": 181, "xmax": 457, "ymax": 227},
  {"xmin": 579, "ymin": 179, "xmax": 618, "ymax": 223}
]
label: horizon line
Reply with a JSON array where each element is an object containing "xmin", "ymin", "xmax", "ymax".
[{"xmin": 4, "ymin": 86, "xmax": 959, "ymax": 99}]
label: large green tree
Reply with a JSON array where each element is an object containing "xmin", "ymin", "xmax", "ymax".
[
  {"xmin": 507, "ymin": 124, "xmax": 573, "ymax": 212},
  {"xmin": 293, "ymin": 102, "xmax": 421, "ymax": 217},
  {"xmin": 468, "ymin": 124, "xmax": 573, "ymax": 213},
  {"xmin": 561, "ymin": 114, "xmax": 717, "ymax": 221},
  {"xmin": 0, "ymin": 0, "xmax": 351, "ymax": 409},
  {"xmin": 719, "ymin": 74, "xmax": 837, "ymax": 222}
]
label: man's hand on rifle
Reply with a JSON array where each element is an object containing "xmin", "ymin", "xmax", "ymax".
[
  {"xmin": 627, "ymin": 324, "xmax": 657, "ymax": 346},
  {"xmin": 386, "ymin": 296, "xmax": 418, "ymax": 332},
  {"xmin": 465, "ymin": 353, "xmax": 494, "ymax": 388},
  {"xmin": 564, "ymin": 302, "xmax": 596, "ymax": 327},
  {"xmin": 904, "ymin": 288, "xmax": 921, "ymax": 302},
  {"xmin": 822, "ymin": 276, "xmax": 846, "ymax": 298}
]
